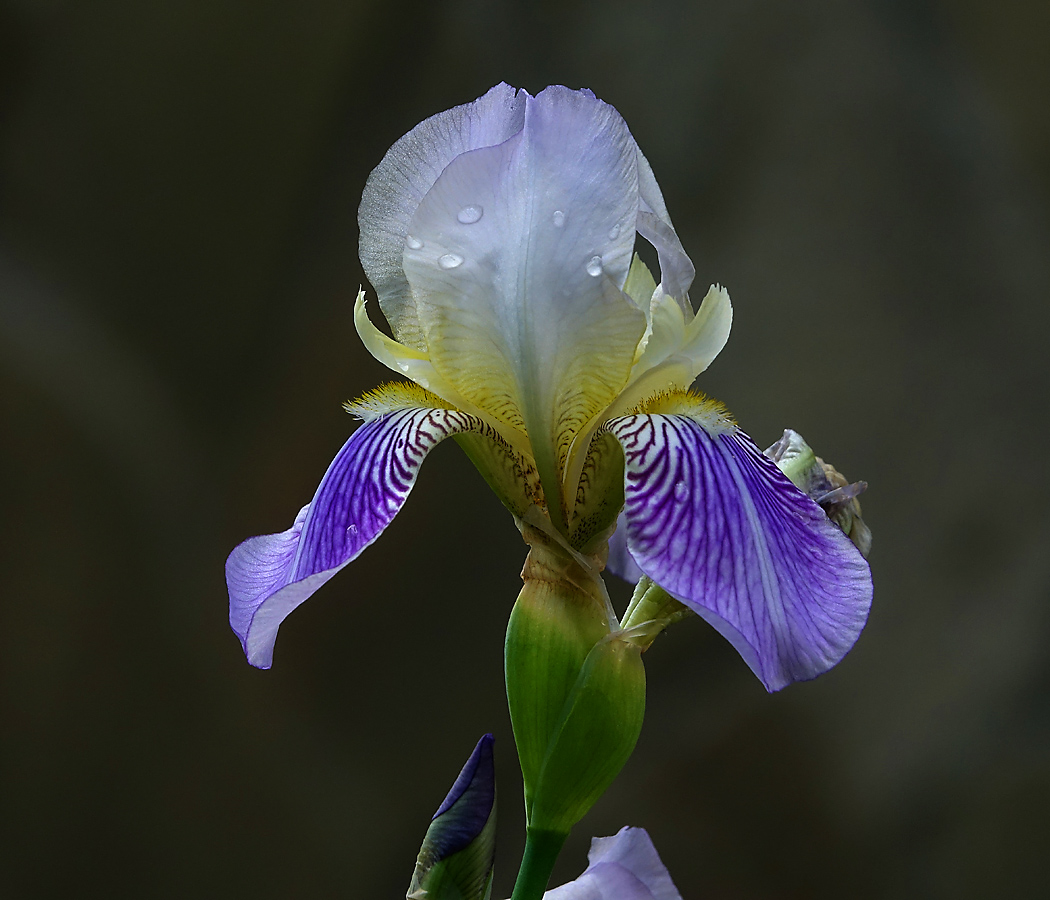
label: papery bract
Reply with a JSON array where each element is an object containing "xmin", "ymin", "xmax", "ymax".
[{"xmin": 765, "ymin": 427, "xmax": 872, "ymax": 557}]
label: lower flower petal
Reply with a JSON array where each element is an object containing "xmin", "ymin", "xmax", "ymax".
[
  {"xmin": 226, "ymin": 405, "xmax": 479, "ymax": 668},
  {"xmin": 545, "ymin": 865, "xmax": 652, "ymax": 900},
  {"xmin": 543, "ymin": 827, "xmax": 681, "ymax": 900},
  {"xmin": 606, "ymin": 411, "xmax": 872, "ymax": 691}
]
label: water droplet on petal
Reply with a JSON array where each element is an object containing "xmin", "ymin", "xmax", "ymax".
[
  {"xmin": 406, "ymin": 235, "xmax": 423, "ymax": 250},
  {"xmin": 347, "ymin": 523, "xmax": 359, "ymax": 535},
  {"xmin": 586, "ymin": 256, "xmax": 603, "ymax": 277},
  {"xmin": 438, "ymin": 253, "xmax": 464, "ymax": 269},
  {"xmin": 608, "ymin": 223, "xmax": 621, "ymax": 240},
  {"xmin": 553, "ymin": 210, "xmax": 566, "ymax": 227},
  {"xmin": 457, "ymin": 205, "xmax": 483, "ymax": 224},
  {"xmin": 673, "ymin": 481, "xmax": 688, "ymax": 502}
]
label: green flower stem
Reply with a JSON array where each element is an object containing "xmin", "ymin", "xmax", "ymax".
[{"xmin": 510, "ymin": 827, "xmax": 568, "ymax": 900}]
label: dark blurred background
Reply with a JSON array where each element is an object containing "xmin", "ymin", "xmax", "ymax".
[{"xmin": 2, "ymin": 0, "xmax": 1048, "ymax": 897}]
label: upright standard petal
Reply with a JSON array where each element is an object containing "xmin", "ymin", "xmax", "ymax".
[
  {"xmin": 635, "ymin": 150, "xmax": 694, "ymax": 304},
  {"xmin": 543, "ymin": 827, "xmax": 682, "ymax": 900},
  {"xmin": 606, "ymin": 396, "xmax": 872, "ymax": 691},
  {"xmin": 359, "ymin": 83, "xmax": 526, "ymax": 348},
  {"xmin": 401, "ymin": 86, "xmax": 647, "ymax": 519},
  {"xmin": 226, "ymin": 403, "xmax": 480, "ymax": 668}
]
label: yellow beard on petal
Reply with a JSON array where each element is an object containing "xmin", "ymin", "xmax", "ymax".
[
  {"xmin": 343, "ymin": 381, "xmax": 458, "ymax": 421},
  {"xmin": 629, "ymin": 388, "xmax": 737, "ymax": 436}
]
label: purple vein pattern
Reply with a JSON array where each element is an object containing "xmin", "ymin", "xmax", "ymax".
[
  {"xmin": 226, "ymin": 406, "xmax": 477, "ymax": 668},
  {"xmin": 606, "ymin": 415, "xmax": 872, "ymax": 691}
]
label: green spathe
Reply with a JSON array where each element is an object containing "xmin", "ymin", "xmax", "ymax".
[
  {"xmin": 407, "ymin": 820, "xmax": 496, "ymax": 900},
  {"xmin": 505, "ymin": 524, "xmax": 613, "ymax": 818},
  {"xmin": 505, "ymin": 523, "xmax": 646, "ymax": 837},
  {"xmin": 527, "ymin": 633, "xmax": 645, "ymax": 835}
]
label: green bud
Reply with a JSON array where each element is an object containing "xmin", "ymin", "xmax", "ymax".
[{"xmin": 620, "ymin": 576, "xmax": 692, "ymax": 641}]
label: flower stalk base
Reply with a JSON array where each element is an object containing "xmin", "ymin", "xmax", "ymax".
[{"xmin": 510, "ymin": 828, "xmax": 568, "ymax": 900}]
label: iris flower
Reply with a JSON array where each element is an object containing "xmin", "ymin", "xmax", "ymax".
[{"xmin": 226, "ymin": 84, "xmax": 872, "ymax": 690}]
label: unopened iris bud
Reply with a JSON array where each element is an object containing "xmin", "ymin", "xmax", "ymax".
[
  {"xmin": 765, "ymin": 429, "xmax": 872, "ymax": 558},
  {"xmin": 407, "ymin": 734, "xmax": 497, "ymax": 900}
]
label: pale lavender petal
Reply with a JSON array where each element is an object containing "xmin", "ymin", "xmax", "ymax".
[
  {"xmin": 226, "ymin": 407, "xmax": 477, "ymax": 668},
  {"xmin": 607, "ymin": 415, "xmax": 872, "ymax": 691},
  {"xmin": 606, "ymin": 510, "xmax": 644, "ymax": 584},
  {"xmin": 358, "ymin": 83, "xmax": 526, "ymax": 347},
  {"xmin": 635, "ymin": 151, "xmax": 694, "ymax": 302},
  {"xmin": 402, "ymin": 85, "xmax": 648, "ymax": 509},
  {"xmin": 543, "ymin": 827, "xmax": 682, "ymax": 900},
  {"xmin": 543, "ymin": 867, "xmax": 651, "ymax": 900}
]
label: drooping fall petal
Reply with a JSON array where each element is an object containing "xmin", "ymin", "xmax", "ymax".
[
  {"xmin": 226, "ymin": 404, "xmax": 480, "ymax": 668},
  {"xmin": 606, "ymin": 509, "xmax": 645, "ymax": 585},
  {"xmin": 606, "ymin": 404, "xmax": 872, "ymax": 691}
]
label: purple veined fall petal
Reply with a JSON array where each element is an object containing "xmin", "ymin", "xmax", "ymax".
[
  {"xmin": 542, "ymin": 827, "xmax": 682, "ymax": 900},
  {"xmin": 226, "ymin": 406, "xmax": 480, "ymax": 669},
  {"xmin": 605, "ymin": 413, "xmax": 872, "ymax": 692}
]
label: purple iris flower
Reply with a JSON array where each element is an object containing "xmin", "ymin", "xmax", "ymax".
[{"xmin": 225, "ymin": 84, "xmax": 872, "ymax": 689}]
